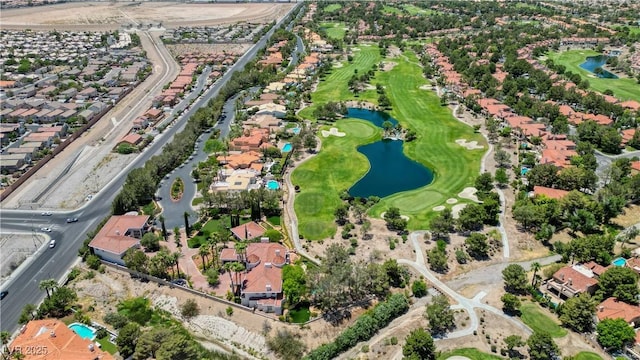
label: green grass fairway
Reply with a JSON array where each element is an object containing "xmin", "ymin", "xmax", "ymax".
[
  {"xmin": 546, "ymin": 50, "xmax": 640, "ymax": 102},
  {"xmin": 520, "ymin": 302, "xmax": 567, "ymax": 338},
  {"xmin": 294, "ymin": 49, "xmax": 483, "ymax": 238},
  {"xmin": 382, "ymin": 5, "xmax": 403, "ymax": 15},
  {"xmin": 299, "ymin": 45, "xmax": 381, "ymax": 120},
  {"xmin": 320, "ymin": 22, "xmax": 346, "ymax": 40},
  {"xmin": 402, "ymin": 4, "xmax": 437, "ymax": 15},
  {"xmin": 575, "ymin": 352, "xmax": 603, "ymax": 360},
  {"xmin": 292, "ymin": 120, "xmax": 381, "ymax": 239},
  {"xmin": 438, "ymin": 348, "xmax": 503, "ymax": 360},
  {"xmin": 368, "ymin": 51, "xmax": 484, "ymax": 229},
  {"xmin": 323, "ymin": 4, "xmax": 341, "ymax": 13}
]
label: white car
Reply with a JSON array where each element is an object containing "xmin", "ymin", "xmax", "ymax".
[
  {"xmin": 40, "ymin": 227, "xmax": 52, "ymax": 232},
  {"xmin": 41, "ymin": 211, "xmax": 52, "ymax": 216},
  {"xmin": 48, "ymin": 239, "xmax": 56, "ymax": 248}
]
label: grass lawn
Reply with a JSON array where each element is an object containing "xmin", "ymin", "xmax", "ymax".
[
  {"xmin": 546, "ymin": 50, "xmax": 640, "ymax": 102},
  {"xmin": 267, "ymin": 215, "xmax": 281, "ymax": 226},
  {"xmin": 292, "ymin": 120, "xmax": 381, "ymax": 239},
  {"xmin": 323, "ymin": 3, "xmax": 341, "ymax": 13},
  {"xmin": 438, "ymin": 348, "xmax": 503, "ymax": 360},
  {"xmin": 575, "ymin": 352, "xmax": 603, "ymax": 360},
  {"xmin": 96, "ymin": 336, "xmax": 117, "ymax": 354},
  {"xmin": 519, "ymin": 301, "xmax": 567, "ymax": 338},
  {"xmin": 402, "ymin": 4, "xmax": 437, "ymax": 15},
  {"xmin": 294, "ymin": 49, "xmax": 483, "ymax": 238},
  {"xmin": 188, "ymin": 215, "xmax": 249, "ymax": 247},
  {"xmin": 382, "ymin": 5, "xmax": 403, "ymax": 15},
  {"xmin": 288, "ymin": 302, "xmax": 311, "ymax": 323},
  {"xmin": 320, "ymin": 22, "xmax": 346, "ymax": 40}
]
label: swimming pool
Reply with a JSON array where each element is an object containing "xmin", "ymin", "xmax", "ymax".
[
  {"xmin": 282, "ymin": 143, "xmax": 292, "ymax": 152},
  {"xmin": 69, "ymin": 323, "xmax": 97, "ymax": 340},
  {"xmin": 292, "ymin": 127, "xmax": 301, "ymax": 134},
  {"xmin": 612, "ymin": 257, "xmax": 626, "ymax": 267},
  {"xmin": 266, "ymin": 180, "xmax": 280, "ymax": 190}
]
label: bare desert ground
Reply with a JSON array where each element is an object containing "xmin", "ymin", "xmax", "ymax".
[{"xmin": 0, "ymin": 1, "xmax": 295, "ymax": 30}]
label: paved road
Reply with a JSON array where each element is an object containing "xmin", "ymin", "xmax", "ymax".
[{"xmin": 0, "ymin": 3, "xmax": 301, "ymax": 334}]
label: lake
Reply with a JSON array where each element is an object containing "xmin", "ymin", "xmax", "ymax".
[
  {"xmin": 346, "ymin": 108, "xmax": 433, "ymax": 198},
  {"xmin": 579, "ymin": 55, "xmax": 619, "ymax": 79}
]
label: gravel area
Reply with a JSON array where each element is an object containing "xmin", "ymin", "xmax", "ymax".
[{"xmin": 0, "ymin": 233, "xmax": 47, "ymax": 285}]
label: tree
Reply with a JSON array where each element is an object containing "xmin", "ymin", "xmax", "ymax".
[
  {"xmin": 183, "ymin": 212, "xmax": 191, "ymax": 236},
  {"xmin": 427, "ymin": 247, "xmax": 448, "ymax": 273},
  {"xmin": 267, "ymin": 329, "xmax": 307, "ymax": 360},
  {"xmin": 180, "ymin": 299, "xmax": 199, "ymax": 319},
  {"xmin": 531, "ymin": 262, "xmax": 541, "ymax": 286},
  {"xmin": 384, "ymin": 207, "xmax": 408, "ymax": 232},
  {"xmin": 494, "ymin": 168, "xmax": 509, "ymax": 188},
  {"xmin": 596, "ymin": 318, "xmax": 635, "ymax": 351},
  {"xmin": 1, "ymin": 331, "xmax": 11, "ymax": 355},
  {"xmin": 559, "ymin": 293, "xmax": 596, "ymax": 332},
  {"xmin": 502, "ymin": 264, "xmax": 527, "ymax": 294},
  {"xmin": 198, "ymin": 246, "xmax": 209, "ymax": 270},
  {"xmin": 412, "ymin": 280, "xmax": 428, "ymax": 298},
  {"xmin": 501, "ymin": 293, "xmax": 521, "ymax": 314},
  {"xmin": 430, "ymin": 209, "xmax": 454, "ymax": 240},
  {"xmin": 598, "ymin": 267, "xmax": 639, "ymax": 304},
  {"xmin": 504, "ymin": 335, "xmax": 524, "ymax": 358},
  {"xmin": 141, "ymin": 232, "xmax": 160, "ymax": 252},
  {"xmin": 494, "ymin": 149, "xmax": 511, "ymax": 168},
  {"xmin": 425, "ymin": 295, "xmax": 454, "ymax": 335},
  {"xmin": 124, "ymin": 249, "xmax": 149, "ymax": 273},
  {"xmin": 282, "ymin": 264, "xmax": 307, "ymax": 307},
  {"xmin": 205, "ymin": 268, "xmax": 219, "ymax": 286},
  {"xmin": 39, "ymin": 279, "xmax": 58, "ymax": 300},
  {"xmin": 527, "ymin": 331, "xmax": 559, "ymax": 360},
  {"xmin": 383, "ymin": 259, "xmax": 409, "ymax": 288},
  {"xmin": 155, "ymin": 333, "xmax": 199, "ymax": 360},
  {"xmin": 116, "ymin": 323, "xmax": 140, "ymax": 359},
  {"xmin": 402, "ymin": 328, "xmax": 436, "ymax": 360},
  {"xmin": 18, "ymin": 304, "xmax": 36, "ymax": 325},
  {"xmin": 132, "ymin": 327, "xmax": 172, "ymax": 360},
  {"xmin": 457, "ymin": 204, "xmax": 485, "ymax": 232},
  {"xmin": 159, "ymin": 215, "xmax": 168, "ymax": 241},
  {"xmin": 475, "ymin": 173, "xmax": 494, "ymax": 193},
  {"xmin": 465, "ymin": 233, "xmax": 489, "ymax": 259}
]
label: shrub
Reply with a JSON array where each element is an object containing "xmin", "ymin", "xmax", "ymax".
[
  {"xmin": 411, "ymin": 280, "xmax": 428, "ymax": 298},
  {"xmin": 180, "ymin": 299, "xmax": 199, "ymax": 318},
  {"xmin": 103, "ymin": 312, "xmax": 129, "ymax": 329},
  {"xmin": 86, "ymin": 255, "xmax": 101, "ymax": 270},
  {"xmin": 95, "ymin": 327, "xmax": 108, "ymax": 339},
  {"xmin": 226, "ymin": 306, "xmax": 234, "ymax": 316}
]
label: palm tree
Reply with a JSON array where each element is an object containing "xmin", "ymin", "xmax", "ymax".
[
  {"xmin": 159, "ymin": 215, "xmax": 168, "ymax": 241},
  {"xmin": 39, "ymin": 279, "xmax": 58, "ymax": 300},
  {"xmin": 531, "ymin": 262, "xmax": 541, "ymax": 286},
  {"xmin": 208, "ymin": 233, "xmax": 221, "ymax": 269},
  {"xmin": 224, "ymin": 261, "xmax": 245, "ymax": 296},
  {"xmin": 172, "ymin": 251, "xmax": 184, "ymax": 279},
  {"xmin": 199, "ymin": 246, "xmax": 209, "ymax": 271},
  {"xmin": 234, "ymin": 242, "xmax": 248, "ymax": 264},
  {"xmin": 1, "ymin": 330, "xmax": 11, "ymax": 355}
]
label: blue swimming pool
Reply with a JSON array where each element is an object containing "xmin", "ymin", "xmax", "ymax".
[
  {"xmin": 292, "ymin": 127, "xmax": 301, "ymax": 134},
  {"xmin": 69, "ymin": 323, "xmax": 97, "ymax": 340},
  {"xmin": 267, "ymin": 180, "xmax": 280, "ymax": 190},
  {"xmin": 613, "ymin": 257, "xmax": 626, "ymax": 267},
  {"xmin": 521, "ymin": 167, "xmax": 530, "ymax": 176},
  {"xmin": 282, "ymin": 143, "xmax": 292, "ymax": 152}
]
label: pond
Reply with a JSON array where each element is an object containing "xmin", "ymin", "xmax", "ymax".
[
  {"xmin": 346, "ymin": 108, "xmax": 433, "ymax": 198},
  {"xmin": 579, "ymin": 55, "xmax": 619, "ymax": 79}
]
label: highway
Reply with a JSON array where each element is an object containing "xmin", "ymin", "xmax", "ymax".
[{"xmin": 0, "ymin": 2, "xmax": 301, "ymax": 334}]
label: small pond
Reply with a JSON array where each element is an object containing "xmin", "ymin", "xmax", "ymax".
[
  {"xmin": 346, "ymin": 108, "xmax": 433, "ymax": 198},
  {"xmin": 579, "ymin": 55, "xmax": 619, "ymax": 79}
]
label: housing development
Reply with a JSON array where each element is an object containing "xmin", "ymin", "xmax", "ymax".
[{"xmin": 1, "ymin": 1, "xmax": 640, "ymax": 360}]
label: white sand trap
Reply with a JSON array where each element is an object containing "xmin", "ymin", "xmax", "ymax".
[
  {"xmin": 458, "ymin": 187, "xmax": 480, "ymax": 202},
  {"xmin": 381, "ymin": 61, "xmax": 397, "ymax": 71},
  {"xmin": 419, "ymin": 84, "xmax": 432, "ymax": 90},
  {"xmin": 455, "ymin": 139, "xmax": 484, "ymax": 150},
  {"xmin": 332, "ymin": 61, "xmax": 344, "ymax": 68},
  {"xmin": 381, "ymin": 212, "xmax": 410, "ymax": 220},
  {"xmin": 451, "ymin": 204, "xmax": 468, "ymax": 219},
  {"xmin": 447, "ymin": 357, "xmax": 472, "ymax": 360},
  {"xmin": 446, "ymin": 198, "xmax": 458, "ymax": 204},
  {"xmin": 432, "ymin": 205, "xmax": 446, "ymax": 211},
  {"xmin": 321, "ymin": 127, "xmax": 346, "ymax": 138}
]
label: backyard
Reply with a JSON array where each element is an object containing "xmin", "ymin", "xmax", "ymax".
[
  {"xmin": 519, "ymin": 301, "xmax": 567, "ymax": 338},
  {"xmin": 546, "ymin": 49, "xmax": 640, "ymax": 102}
]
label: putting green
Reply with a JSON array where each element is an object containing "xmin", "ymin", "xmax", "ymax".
[
  {"xmin": 293, "ymin": 49, "xmax": 484, "ymax": 239},
  {"xmin": 546, "ymin": 50, "xmax": 640, "ymax": 102},
  {"xmin": 320, "ymin": 22, "xmax": 346, "ymax": 41}
]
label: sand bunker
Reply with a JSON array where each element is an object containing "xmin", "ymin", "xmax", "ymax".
[
  {"xmin": 381, "ymin": 212, "xmax": 410, "ymax": 220},
  {"xmin": 332, "ymin": 61, "xmax": 344, "ymax": 68},
  {"xmin": 446, "ymin": 198, "xmax": 458, "ymax": 204},
  {"xmin": 419, "ymin": 84, "xmax": 432, "ymax": 90},
  {"xmin": 451, "ymin": 203, "xmax": 468, "ymax": 219},
  {"xmin": 381, "ymin": 61, "xmax": 398, "ymax": 71},
  {"xmin": 458, "ymin": 187, "xmax": 480, "ymax": 202},
  {"xmin": 432, "ymin": 206, "xmax": 446, "ymax": 211},
  {"xmin": 455, "ymin": 139, "xmax": 484, "ymax": 150},
  {"xmin": 447, "ymin": 357, "xmax": 472, "ymax": 360},
  {"xmin": 321, "ymin": 127, "xmax": 346, "ymax": 138}
]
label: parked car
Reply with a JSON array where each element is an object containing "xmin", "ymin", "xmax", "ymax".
[
  {"xmin": 41, "ymin": 211, "xmax": 52, "ymax": 216},
  {"xmin": 48, "ymin": 239, "xmax": 56, "ymax": 248},
  {"xmin": 66, "ymin": 217, "xmax": 78, "ymax": 223},
  {"xmin": 0, "ymin": 290, "xmax": 7, "ymax": 300}
]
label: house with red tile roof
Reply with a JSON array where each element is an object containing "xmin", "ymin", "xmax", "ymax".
[
  {"xmin": 631, "ymin": 161, "xmax": 640, "ymax": 175},
  {"xmin": 89, "ymin": 214, "xmax": 149, "ymax": 265},
  {"xmin": 9, "ymin": 319, "xmax": 114, "ymax": 360},
  {"xmin": 546, "ymin": 264, "xmax": 599, "ymax": 299},
  {"xmin": 217, "ymin": 151, "xmax": 262, "ymax": 170},
  {"xmin": 532, "ymin": 186, "xmax": 570, "ymax": 200},
  {"xmin": 622, "ymin": 128, "xmax": 637, "ymax": 145},
  {"xmin": 220, "ymin": 240, "xmax": 289, "ymax": 314},
  {"xmin": 230, "ymin": 221, "xmax": 266, "ymax": 241},
  {"xmin": 620, "ymin": 100, "xmax": 640, "ymax": 111},
  {"xmin": 229, "ymin": 128, "xmax": 271, "ymax": 152},
  {"xmin": 597, "ymin": 298, "xmax": 640, "ymax": 326}
]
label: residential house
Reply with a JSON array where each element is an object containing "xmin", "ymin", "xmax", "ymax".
[
  {"xmin": 220, "ymin": 240, "xmax": 289, "ymax": 314},
  {"xmin": 0, "ymin": 153, "xmax": 29, "ymax": 173},
  {"xmin": 546, "ymin": 264, "xmax": 599, "ymax": 299},
  {"xmin": 229, "ymin": 128, "xmax": 270, "ymax": 152},
  {"xmin": 117, "ymin": 133, "xmax": 143, "ymax": 148},
  {"xmin": 217, "ymin": 151, "xmax": 263, "ymax": 171},
  {"xmin": 88, "ymin": 214, "xmax": 149, "ymax": 265},
  {"xmin": 597, "ymin": 298, "xmax": 640, "ymax": 327},
  {"xmin": 9, "ymin": 319, "xmax": 114, "ymax": 360},
  {"xmin": 255, "ymin": 103, "xmax": 286, "ymax": 118},
  {"xmin": 209, "ymin": 169, "xmax": 258, "ymax": 192},
  {"xmin": 532, "ymin": 186, "xmax": 570, "ymax": 200},
  {"xmin": 229, "ymin": 221, "xmax": 266, "ymax": 241}
]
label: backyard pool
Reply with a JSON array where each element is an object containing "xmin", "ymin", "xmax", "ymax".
[
  {"xmin": 292, "ymin": 127, "xmax": 301, "ymax": 134},
  {"xmin": 282, "ymin": 143, "xmax": 292, "ymax": 152},
  {"xmin": 612, "ymin": 257, "xmax": 627, "ymax": 267},
  {"xmin": 68, "ymin": 323, "xmax": 97, "ymax": 340},
  {"xmin": 267, "ymin": 180, "xmax": 280, "ymax": 190}
]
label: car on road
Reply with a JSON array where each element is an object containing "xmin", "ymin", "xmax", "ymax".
[
  {"xmin": 66, "ymin": 217, "xmax": 78, "ymax": 223},
  {"xmin": 49, "ymin": 239, "xmax": 56, "ymax": 248},
  {"xmin": 41, "ymin": 211, "xmax": 52, "ymax": 216},
  {"xmin": 40, "ymin": 227, "xmax": 52, "ymax": 232},
  {"xmin": 0, "ymin": 290, "xmax": 7, "ymax": 300}
]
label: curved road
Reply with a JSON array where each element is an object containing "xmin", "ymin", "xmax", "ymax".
[{"xmin": 0, "ymin": 3, "xmax": 301, "ymax": 334}]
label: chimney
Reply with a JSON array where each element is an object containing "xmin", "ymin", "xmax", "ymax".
[
  {"xmin": 265, "ymin": 262, "xmax": 272, "ymax": 268},
  {"xmin": 50, "ymin": 331, "xmax": 56, "ymax": 338},
  {"xmin": 266, "ymin": 284, "xmax": 272, "ymax": 292},
  {"xmin": 88, "ymin": 343, "xmax": 95, "ymax": 352},
  {"xmin": 115, "ymin": 229, "xmax": 120, "ymax": 236},
  {"xmin": 275, "ymin": 249, "xmax": 280, "ymax": 256},
  {"xmin": 560, "ymin": 274, "xmax": 564, "ymax": 281},
  {"xmin": 599, "ymin": 306, "xmax": 604, "ymax": 312},
  {"xmin": 568, "ymin": 278, "xmax": 572, "ymax": 286}
]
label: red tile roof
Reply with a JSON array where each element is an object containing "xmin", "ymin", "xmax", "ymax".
[
  {"xmin": 533, "ymin": 186, "xmax": 570, "ymax": 199},
  {"xmin": 89, "ymin": 215, "xmax": 148, "ymax": 255},
  {"xmin": 230, "ymin": 221, "xmax": 266, "ymax": 241},
  {"xmin": 552, "ymin": 266, "xmax": 598, "ymax": 293},
  {"xmin": 597, "ymin": 297, "xmax": 640, "ymax": 324}
]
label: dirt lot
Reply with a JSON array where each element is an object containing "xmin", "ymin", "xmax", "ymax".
[
  {"xmin": 0, "ymin": 233, "xmax": 47, "ymax": 284},
  {"xmin": 0, "ymin": 2, "xmax": 294, "ymax": 30},
  {"xmin": 166, "ymin": 44, "xmax": 253, "ymax": 58}
]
